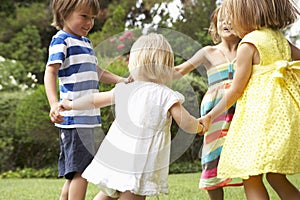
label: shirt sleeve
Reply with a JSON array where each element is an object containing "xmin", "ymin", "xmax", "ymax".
[
  {"xmin": 165, "ymin": 90, "xmax": 185, "ymax": 111},
  {"xmin": 46, "ymin": 37, "xmax": 67, "ymax": 66}
]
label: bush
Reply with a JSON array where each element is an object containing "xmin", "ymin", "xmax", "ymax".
[
  {"xmin": 0, "ymin": 162, "xmax": 201, "ymax": 179},
  {"xmin": 0, "ymin": 91, "xmax": 25, "ymax": 172},
  {"xmin": 13, "ymin": 85, "xmax": 59, "ymax": 169},
  {"xmin": 0, "ymin": 57, "xmax": 38, "ymax": 91},
  {"xmin": 0, "ymin": 167, "xmax": 57, "ymax": 179}
]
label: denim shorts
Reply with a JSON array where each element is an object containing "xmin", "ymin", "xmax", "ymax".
[{"xmin": 58, "ymin": 128, "xmax": 95, "ymax": 179}]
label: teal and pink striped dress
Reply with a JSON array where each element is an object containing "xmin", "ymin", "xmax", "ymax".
[{"xmin": 199, "ymin": 59, "xmax": 242, "ymax": 190}]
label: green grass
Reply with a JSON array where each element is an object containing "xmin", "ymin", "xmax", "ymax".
[{"xmin": 0, "ymin": 173, "xmax": 299, "ymax": 200}]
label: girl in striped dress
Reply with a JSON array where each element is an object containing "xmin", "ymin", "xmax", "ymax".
[
  {"xmin": 174, "ymin": 6, "xmax": 242, "ymax": 200},
  {"xmin": 201, "ymin": 0, "xmax": 300, "ymax": 199}
]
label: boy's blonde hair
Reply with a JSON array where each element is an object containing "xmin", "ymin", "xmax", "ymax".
[
  {"xmin": 128, "ymin": 33, "xmax": 174, "ymax": 85},
  {"xmin": 51, "ymin": 0, "xmax": 100, "ymax": 30},
  {"xmin": 220, "ymin": 0, "xmax": 300, "ymax": 37}
]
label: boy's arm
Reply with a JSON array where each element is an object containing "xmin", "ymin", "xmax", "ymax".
[
  {"xmin": 169, "ymin": 102, "xmax": 203, "ymax": 134},
  {"xmin": 44, "ymin": 63, "xmax": 64, "ymax": 123},
  {"xmin": 97, "ymin": 66, "xmax": 129, "ymax": 84}
]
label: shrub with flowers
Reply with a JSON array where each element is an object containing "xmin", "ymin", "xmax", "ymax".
[
  {"xmin": 0, "ymin": 56, "xmax": 38, "ymax": 91},
  {"xmin": 94, "ymin": 30, "xmax": 141, "ymax": 68}
]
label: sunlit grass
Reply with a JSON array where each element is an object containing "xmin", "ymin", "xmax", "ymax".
[{"xmin": 0, "ymin": 173, "xmax": 299, "ymax": 200}]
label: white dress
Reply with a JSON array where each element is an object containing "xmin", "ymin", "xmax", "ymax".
[{"xmin": 82, "ymin": 81, "xmax": 184, "ymax": 198}]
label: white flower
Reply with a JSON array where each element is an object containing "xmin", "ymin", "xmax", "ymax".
[
  {"xmin": 9, "ymin": 76, "xmax": 17, "ymax": 85},
  {"xmin": 0, "ymin": 56, "xmax": 5, "ymax": 62},
  {"xmin": 20, "ymin": 84, "xmax": 28, "ymax": 91}
]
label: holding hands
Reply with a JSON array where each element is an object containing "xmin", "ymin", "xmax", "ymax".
[
  {"xmin": 58, "ymin": 99, "xmax": 73, "ymax": 112},
  {"xmin": 199, "ymin": 114, "xmax": 212, "ymax": 133},
  {"xmin": 49, "ymin": 102, "xmax": 65, "ymax": 123}
]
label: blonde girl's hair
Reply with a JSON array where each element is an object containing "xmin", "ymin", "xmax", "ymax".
[
  {"xmin": 128, "ymin": 33, "xmax": 174, "ymax": 85},
  {"xmin": 51, "ymin": 0, "xmax": 100, "ymax": 30},
  {"xmin": 220, "ymin": 0, "xmax": 300, "ymax": 36},
  {"xmin": 208, "ymin": 7, "xmax": 221, "ymax": 44}
]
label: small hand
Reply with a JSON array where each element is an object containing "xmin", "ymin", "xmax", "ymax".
[
  {"xmin": 49, "ymin": 102, "xmax": 65, "ymax": 124},
  {"xmin": 199, "ymin": 115, "xmax": 212, "ymax": 133},
  {"xmin": 118, "ymin": 75, "xmax": 134, "ymax": 84}
]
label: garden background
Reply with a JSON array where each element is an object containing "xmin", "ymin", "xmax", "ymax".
[{"xmin": 0, "ymin": 0, "xmax": 299, "ymax": 198}]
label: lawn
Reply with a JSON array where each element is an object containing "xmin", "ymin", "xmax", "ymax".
[{"xmin": 0, "ymin": 173, "xmax": 299, "ymax": 200}]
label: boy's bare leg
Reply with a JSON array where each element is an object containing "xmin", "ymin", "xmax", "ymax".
[
  {"xmin": 60, "ymin": 180, "xmax": 70, "ymax": 200},
  {"xmin": 68, "ymin": 173, "xmax": 88, "ymax": 200}
]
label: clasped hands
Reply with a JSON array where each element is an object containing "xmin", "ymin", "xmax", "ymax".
[{"xmin": 198, "ymin": 114, "xmax": 212, "ymax": 134}]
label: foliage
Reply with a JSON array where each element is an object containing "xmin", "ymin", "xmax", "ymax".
[
  {"xmin": 0, "ymin": 162, "xmax": 199, "ymax": 179},
  {"xmin": 0, "ymin": 87, "xmax": 57, "ymax": 172},
  {"xmin": 0, "ymin": 25, "xmax": 46, "ymax": 83},
  {"xmin": 0, "ymin": 167, "xmax": 57, "ymax": 179},
  {"xmin": 169, "ymin": 161, "xmax": 201, "ymax": 174},
  {"xmin": 173, "ymin": 0, "xmax": 215, "ymax": 46},
  {"xmin": 90, "ymin": 5, "xmax": 128, "ymax": 46},
  {"xmin": 0, "ymin": 0, "xmax": 15, "ymax": 17},
  {"xmin": 12, "ymin": 85, "xmax": 59, "ymax": 169},
  {"xmin": 98, "ymin": 57, "xmax": 130, "ymax": 133},
  {"xmin": 0, "ymin": 162, "xmax": 200, "ymax": 179},
  {"xmin": 0, "ymin": 3, "xmax": 53, "ymax": 44},
  {"xmin": 0, "ymin": 57, "xmax": 38, "ymax": 91},
  {"xmin": 0, "ymin": 91, "xmax": 26, "ymax": 172}
]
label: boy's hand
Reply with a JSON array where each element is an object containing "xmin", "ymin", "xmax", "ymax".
[
  {"xmin": 49, "ymin": 102, "xmax": 65, "ymax": 123},
  {"xmin": 58, "ymin": 99, "xmax": 72, "ymax": 111}
]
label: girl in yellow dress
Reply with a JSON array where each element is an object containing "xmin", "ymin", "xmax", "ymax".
[{"xmin": 200, "ymin": 0, "xmax": 300, "ymax": 199}]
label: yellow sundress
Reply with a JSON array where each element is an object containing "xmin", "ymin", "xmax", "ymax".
[{"xmin": 217, "ymin": 28, "xmax": 300, "ymax": 179}]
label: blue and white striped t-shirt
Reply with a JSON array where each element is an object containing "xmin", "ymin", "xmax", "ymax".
[{"xmin": 47, "ymin": 30, "xmax": 101, "ymax": 128}]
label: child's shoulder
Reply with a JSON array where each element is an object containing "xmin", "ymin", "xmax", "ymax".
[
  {"xmin": 52, "ymin": 30, "xmax": 91, "ymax": 43},
  {"xmin": 202, "ymin": 45, "xmax": 219, "ymax": 54}
]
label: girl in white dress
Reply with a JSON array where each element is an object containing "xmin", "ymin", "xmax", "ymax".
[{"xmin": 59, "ymin": 33, "xmax": 203, "ymax": 200}]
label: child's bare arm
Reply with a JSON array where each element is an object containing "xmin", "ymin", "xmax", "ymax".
[
  {"xmin": 59, "ymin": 89, "xmax": 115, "ymax": 111},
  {"xmin": 44, "ymin": 63, "xmax": 64, "ymax": 123},
  {"xmin": 174, "ymin": 48, "xmax": 208, "ymax": 79},
  {"xmin": 169, "ymin": 102, "xmax": 203, "ymax": 134},
  {"xmin": 290, "ymin": 42, "xmax": 300, "ymax": 60}
]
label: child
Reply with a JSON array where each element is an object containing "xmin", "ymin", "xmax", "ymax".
[
  {"xmin": 59, "ymin": 33, "xmax": 204, "ymax": 200},
  {"xmin": 200, "ymin": 0, "xmax": 300, "ymax": 199},
  {"xmin": 174, "ymin": 6, "xmax": 242, "ymax": 200},
  {"xmin": 44, "ymin": 0, "xmax": 127, "ymax": 199}
]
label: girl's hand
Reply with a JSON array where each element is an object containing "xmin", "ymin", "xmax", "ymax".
[
  {"xmin": 199, "ymin": 115, "xmax": 212, "ymax": 133},
  {"xmin": 118, "ymin": 75, "xmax": 134, "ymax": 84}
]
